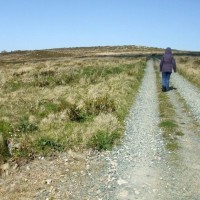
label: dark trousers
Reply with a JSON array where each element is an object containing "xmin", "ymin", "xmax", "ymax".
[{"xmin": 162, "ymin": 72, "xmax": 171, "ymax": 91}]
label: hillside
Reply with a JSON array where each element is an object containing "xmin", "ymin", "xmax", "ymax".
[{"xmin": 0, "ymin": 45, "xmax": 200, "ymax": 199}]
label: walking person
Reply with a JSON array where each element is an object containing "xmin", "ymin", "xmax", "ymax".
[{"xmin": 160, "ymin": 47, "xmax": 176, "ymax": 92}]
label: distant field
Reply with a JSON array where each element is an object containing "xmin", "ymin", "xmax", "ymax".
[
  {"xmin": 175, "ymin": 56, "xmax": 200, "ymax": 88},
  {"xmin": 0, "ymin": 46, "xmax": 148, "ymax": 161}
]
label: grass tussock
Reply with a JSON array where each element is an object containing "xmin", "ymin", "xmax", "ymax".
[
  {"xmin": 175, "ymin": 56, "xmax": 200, "ymax": 88},
  {"xmin": 0, "ymin": 50, "xmax": 145, "ymax": 161},
  {"xmin": 87, "ymin": 130, "xmax": 120, "ymax": 151}
]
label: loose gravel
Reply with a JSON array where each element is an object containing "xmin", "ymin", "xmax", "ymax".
[{"xmin": 171, "ymin": 73, "xmax": 200, "ymax": 122}]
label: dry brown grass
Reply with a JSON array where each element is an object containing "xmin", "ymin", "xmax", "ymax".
[
  {"xmin": 0, "ymin": 46, "xmax": 146, "ymax": 160},
  {"xmin": 175, "ymin": 56, "xmax": 200, "ymax": 88}
]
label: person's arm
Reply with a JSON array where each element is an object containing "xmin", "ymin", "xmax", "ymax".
[
  {"xmin": 172, "ymin": 57, "xmax": 176, "ymax": 72},
  {"xmin": 160, "ymin": 56, "xmax": 164, "ymax": 72}
]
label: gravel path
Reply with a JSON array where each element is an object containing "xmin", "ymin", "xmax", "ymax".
[
  {"xmin": 102, "ymin": 60, "xmax": 165, "ymax": 199},
  {"xmin": 171, "ymin": 73, "xmax": 200, "ymax": 122},
  {"xmin": 166, "ymin": 89, "xmax": 200, "ymax": 200}
]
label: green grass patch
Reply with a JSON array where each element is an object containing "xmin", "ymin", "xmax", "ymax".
[
  {"xmin": 4, "ymin": 80, "xmax": 23, "ymax": 92},
  {"xmin": 175, "ymin": 131, "xmax": 184, "ymax": 136},
  {"xmin": 159, "ymin": 120, "xmax": 177, "ymax": 129},
  {"xmin": 17, "ymin": 116, "xmax": 38, "ymax": 134},
  {"xmin": 35, "ymin": 137, "xmax": 64, "ymax": 153},
  {"xmin": 87, "ymin": 130, "xmax": 120, "ymax": 151},
  {"xmin": 0, "ymin": 120, "xmax": 13, "ymax": 137},
  {"xmin": 166, "ymin": 142, "xmax": 179, "ymax": 151},
  {"xmin": 30, "ymin": 99, "xmax": 69, "ymax": 119}
]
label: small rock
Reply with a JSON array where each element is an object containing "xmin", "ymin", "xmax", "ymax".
[
  {"xmin": 134, "ymin": 190, "xmax": 140, "ymax": 195},
  {"xmin": 118, "ymin": 190, "xmax": 129, "ymax": 198},
  {"xmin": 45, "ymin": 179, "xmax": 52, "ymax": 185},
  {"xmin": 1, "ymin": 163, "xmax": 10, "ymax": 171},
  {"xmin": 117, "ymin": 178, "xmax": 127, "ymax": 185},
  {"xmin": 13, "ymin": 163, "xmax": 18, "ymax": 170},
  {"xmin": 0, "ymin": 163, "xmax": 10, "ymax": 176},
  {"xmin": 86, "ymin": 165, "xmax": 90, "ymax": 170}
]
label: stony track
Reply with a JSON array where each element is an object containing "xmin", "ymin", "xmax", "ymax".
[
  {"xmin": 171, "ymin": 73, "xmax": 200, "ymax": 122},
  {"xmin": 0, "ymin": 60, "xmax": 200, "ymax": 200},
  {"xmin": 100, "ymin": 60, "xmax": 166, "ymax": 200}
]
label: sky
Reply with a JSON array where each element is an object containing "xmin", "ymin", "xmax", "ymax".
[{"xmin": 0, "ymin": 0, "xmax": 200, "ymax": 52}]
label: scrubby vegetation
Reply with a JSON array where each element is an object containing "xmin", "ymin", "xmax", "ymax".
[
  {"xmin": 175, "ymin": 56, "xmax": 200, "ymax": 88},
  {"xmin": 0, "ymin": 47, "xmax": 146, "ymax": 161}
]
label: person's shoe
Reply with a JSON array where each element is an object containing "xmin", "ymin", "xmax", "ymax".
[{"xmin": 162, "ymin": 86, "xmax": 166, "ymax": 92}]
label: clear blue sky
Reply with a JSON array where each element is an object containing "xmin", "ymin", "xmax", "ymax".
[{"xmin": 1, "ymin": 0, "xmax": 200, "ymax": 52}]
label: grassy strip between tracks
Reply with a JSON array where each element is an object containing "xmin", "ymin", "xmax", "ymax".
[{"xmin": 154, "ymin": 64, "xmax": 182, "ymax": 152}]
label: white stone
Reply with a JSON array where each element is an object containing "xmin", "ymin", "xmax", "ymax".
[
  {"xmin": 117, "ymin": 178, "xmax": 127, "ymax": 185},
  {"xmin": 45, "ymin": 179, "xmax": 52, "ymax": 185}
]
